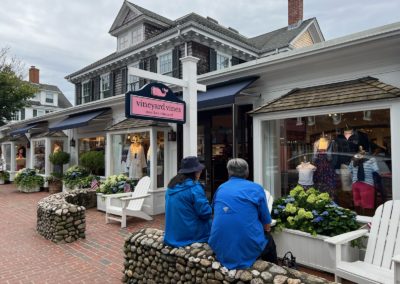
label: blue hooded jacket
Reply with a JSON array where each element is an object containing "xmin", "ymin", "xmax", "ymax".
[{"xmin": 164, "ymin": 179, "xmax": 212, "ymax": 247}]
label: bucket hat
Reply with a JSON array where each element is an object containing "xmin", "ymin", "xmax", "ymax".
[{"xmin": 178, "ymin": 156, "xmax": 205, "ymax": 174}]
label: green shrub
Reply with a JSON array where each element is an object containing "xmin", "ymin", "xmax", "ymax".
[
  {"xmin": 97, "ymin": 174, "xmax": 136, "ymax": 195},
  {"xmin": 272, "ymin": 185, "xmax": 359, "ymax": 237},
  {"xmin": 63, "ymin": 165, "xmax": 91, "ymax": 189},
  {"xmin": 79, "ymin": 151, "xmax": 105, "ymax": 175},
  {"xmin": 14, "ymin": 168, "xmax": 44, "ymax": 189},
  {"xmin": 0, "ymin": 170, "xmax": 10, "ymax": 181},
  {"xmin": 49, "ymin": 151, "xmax": 70, "ymax": 166}
]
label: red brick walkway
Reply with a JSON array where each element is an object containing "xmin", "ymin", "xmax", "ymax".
[{"xmin": 0, "ymin": 184, "xmax": 165, "ymax": 284}]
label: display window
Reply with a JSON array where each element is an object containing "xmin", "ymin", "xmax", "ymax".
[
  {"xmin": 15, "ymin": 144, "xmax": 27, "ymax": 171},
  {"xmin": 111, "ymin": 132, "xmax": 149, "ymax": 180},
  {"xmin": 3, "ymin": 144, "xmax": 11, "ymax": 171},
  {"xmin": 33, "ymin": 140, "xmax": 46, "ymax": 174},
  {"xmin": 78, "ymin": 136, "xmax": 105, "ymax": 176},
  {"xmin": 263, "ymin": 109, "xmax": 391, "ymax": 214},
  {"xmin": 155, "ymin": 131, "xmax": 164, "ymax": 188}
]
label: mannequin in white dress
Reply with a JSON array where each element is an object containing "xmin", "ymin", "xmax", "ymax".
[
  {"xmin": 296, "ymin": 157, "xmax": 317, "ymax": 187},
  {"xmin": 126, "ymin": 135, "xmax": 147, "ymax": 180}
]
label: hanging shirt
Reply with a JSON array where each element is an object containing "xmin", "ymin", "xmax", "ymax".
[
  {"xmin": 297, "ymin": 162, "xmax": 317, "ymax": 186},
  {"xmin": 208, "ymin": 177, "xmax": 271, "ymax": 269},
  {"xmin": 127, "ymin": 144, "xmax": 147, "ymax": 179},
  {"xmin": 164, "ymin": 179, "xmax": 212, "ymax": 247}
]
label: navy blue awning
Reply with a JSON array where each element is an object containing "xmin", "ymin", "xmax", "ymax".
[
  {"xmin": 198, "ymin": 78, "xmax": 258, "ymax": 109},
  {"xmin": 9, "ymin": 124, "xmax": 38, "ymax": 136},
  {"xmin": 49, "ymin": 108, "xmax": 110, "ymax": 131}
]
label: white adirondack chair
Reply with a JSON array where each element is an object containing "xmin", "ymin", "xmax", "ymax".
[
  {"xmin": 105, "ymin": 176, "xmax": 152, "ymax": 228},
  {"xmin": 325, "ymin": 200, "xmax": 400, "ymax": 284},
  {"xmin": 264, "ymin": 189, "xmax": 276, "ymax": 226}
]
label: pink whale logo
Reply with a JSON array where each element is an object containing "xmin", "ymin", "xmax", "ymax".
[{"xmin": 151, "ymin": 86, "xmax": 168, "ymax": 97}]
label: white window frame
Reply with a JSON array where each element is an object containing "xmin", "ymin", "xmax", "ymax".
[
  {"xmin": 128, "ymin": 62, "xmax": 140, "ymax": 91},
  {"xmin": 82, "ymin": 80, "xmax": 91, "ymax": 103},
  {"xmin": 45, "ymin": 92, "xmax": 54, "ymax": 104},
  {"xmin": 100, "ymin": 73, "xmax": 111, "ymax": 99},
  {"xmin": 131, "ymin": 25, "xmax": 144, "ymax": 47},
  {"xmin": 10, "ymin": 111, "xmax": 20, "ymax": 121},
  {"xmin": 158, "ymin": 50, "xmax": 173, "ymax": 76},
  {"xmin": 118, "ymin": 32, "xmax": 130, "ymax": 51},
  {"xmin": 216, "ymin": 51, "xmax": 231, "ymax": 70}
]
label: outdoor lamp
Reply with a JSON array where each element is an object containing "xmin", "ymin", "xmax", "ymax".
[
  {"xmin": 168, "ymin": 130, "xmax": 176, "ymax": 141},
  {"xmin": 70, "ymin": 138, "xmax": 76, "ymax": 147}
]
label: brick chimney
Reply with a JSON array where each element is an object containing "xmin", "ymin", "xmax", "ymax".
[
  {"xmin": 288, "ymin": 0, "xmax": 303, "ymax": 26},
  {"xmin": 29, "ymin": 66, "xmax": 39, "ymax": 84}
]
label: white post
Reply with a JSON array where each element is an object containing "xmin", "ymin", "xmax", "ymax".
[
  {"xmin": 391, "ymin": 102, "xmax": 400, "ymax": 200},
  {"xmin": 181, "ymin": 56, "xmax": 200, "ymax": 157},
  {"xmin": 105, "ymin": 132, "xmax": 112, "ymax": 177}
]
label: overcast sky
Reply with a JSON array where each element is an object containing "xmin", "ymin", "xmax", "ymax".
[{"xmin": 1, "ymin": 0, "xmax": 399, "ymax": 105}]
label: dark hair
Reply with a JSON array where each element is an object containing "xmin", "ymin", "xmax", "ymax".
[{"xmin": 168, "ymin": 172, "xmax": 197, "ymax": 188}]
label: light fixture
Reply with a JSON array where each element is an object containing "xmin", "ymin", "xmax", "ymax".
[
  {"xmin": 168, "ymin": 130, "xmax": 176, "ymax": 141},
  {"xmin": 307, "ymin": 116, "xmax": 315, "ymax": 126},
  {"xmin": 363, "ymin": 110, "xmax": 372, "ymax": 121},
  {"xmin": 296, "ymin": 117, "xmax": 303, "ymax": 126},
  {"xmin": 331, "ymin": 113, "xmax": 341, "ymax": 125},
  {"xmin": 70, "ymin": 138, "xmax": 76, "ymax": 147}
]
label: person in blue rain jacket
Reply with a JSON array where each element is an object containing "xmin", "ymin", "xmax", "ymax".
[
  {"xmin": 208, "ymin": 158, "xmax": 276, "ymax": 269},
  {"xmin": 164, "ymin": 156, "xmax": 212, "ymax": 247}
]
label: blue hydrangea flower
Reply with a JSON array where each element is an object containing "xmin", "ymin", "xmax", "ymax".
[
  {"xmin": 312, "ymin": 210, "xmax": 318, "ymax": 216},
  {"xmin": 312, "ymin": 216, "xmax": 324, "ymax": 223},
  {"xmin": 277, "ymin": 205, "xmax": 285, "ymax": 209},
  {"xmin": 273, "ymin": 209, "xmax": 279, "ymax": 215},
  {"xmin": 321, "ymin": 211, "xmax": 329, "ymax": 216}
]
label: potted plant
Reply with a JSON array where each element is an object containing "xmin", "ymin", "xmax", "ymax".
[
  {"xmin": 96, "ymin": 174, "xmax": 136, "ymax": 211},
  {"xmin": 46, "ymin": 173, "xmax": 63, "ymax": 194},
  {"xmin": 271, "ymin": 185, "xmax": 361, "ymax": 273},
  {"xmin": 0, "ymin": 170, "xmax": 10, "ymax": 184},
  {"xmin": 48, "ymin": 151, "xmax": 70, "ymax": 193},
  {"xmin": 79, "ymin": 151, "xmax": 105, "ymax": 176},
  {"xmin": 63, "ymin": 165, "xmax": 92, "ymax": 191},
  {"xmin": 14, "ymin": 168, "xmax": 44, "ymax": 193}
]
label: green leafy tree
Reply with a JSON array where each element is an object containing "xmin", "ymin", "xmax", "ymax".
[{"xmin": 0, "ymin": 47, "xmax": 38, "ymax": 125}]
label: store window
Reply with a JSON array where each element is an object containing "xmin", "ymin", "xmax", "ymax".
[
  {"xmin": 15, "ymin": 145, "xmax": 26, "ymax": 171},
  {"xmin": 78, "ymin": 136, "xmax": 105, "ymax": 176},
  {"xmin": 33, "ymin": 140, "xmax": 46, "ymax": 174},
  {"xmin": 3, "ymin": 144, "xmax": 11, "ymax": 171},
  {"xmin": 111, "ymin": 132, "xmax": 149, "ymax": 181},
  {"xmin": 263, "ymin": 109, "xmax": 392, "ymax": 214}
]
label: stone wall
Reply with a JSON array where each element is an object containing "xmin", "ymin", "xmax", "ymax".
[
  {"xmin": 123, "ymin": 228, "xmax": 335, "ymax": 284},
  {"xmin": 37, "ymin": 189, "xmax": 96, "ymax": 244}
]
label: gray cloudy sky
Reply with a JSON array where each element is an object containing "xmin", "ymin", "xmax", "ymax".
[{"xmin": 1, "ymin": 0, "xmax": 399, "ymax": 105}]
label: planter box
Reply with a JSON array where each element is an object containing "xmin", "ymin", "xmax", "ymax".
[
  {"xmin": 17, "ymin": 185, "xmax": 40, "ymax": 193},
  {"xmin": 96, "ymin": 192, "xmax": 131, "ymax": 212},
  {"xmin": 272, "ymin": 228, "xmax": 360, "ymax": 273},
  {"xmin": 0, "ymin": 178, "xmax": 5, "ymax": 185},
  {"xmin": 62, "ymin": 183, "xmax": 78, "ymax": 193}
]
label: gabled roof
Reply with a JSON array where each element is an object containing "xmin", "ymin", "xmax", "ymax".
[
  {"xmin": 105, "ymin": 118, "xmax": 169, "ymax": 131},
  {"xmin": 251, "ymin": 77, "xmax": 400, "ymax": 115},
  {"xmin": 28, "ymin": 82, "xmax": 72, "ymax": 109},
  {"xmin": 249, "ymin": 18, "xmax": 316, "ymax": 52}
]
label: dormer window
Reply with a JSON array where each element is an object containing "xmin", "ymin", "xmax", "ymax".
[
  {"xmin": 45, "ymin": 92, "xmax": 54, "ymax": 104},
  {"xmin": 118, "ymin": 25, "xmax": 144, "ymax": 51}
]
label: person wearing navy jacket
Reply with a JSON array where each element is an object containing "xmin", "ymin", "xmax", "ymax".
[
  {"xmin": 208, "ymin": 158, "xmax": 276, "ymax": 269},
  {"xmin": 164, "ymin": 156, "xmax": 212, "ymax": 247}
]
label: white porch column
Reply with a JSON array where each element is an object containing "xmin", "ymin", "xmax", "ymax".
[
  {"xmin": 105, "ymin": 132, "xmax": 112, "ymax": 177},
  {"xmin": 45, "ymin": 138, "xmax": 51, "ymax": 176},
  {"xmin": 181, "ymin": 56, "xmax": 199, "ymax": 157},
  {"xmin": 253, "ymin": 117, "xmax": 263, "ymax": 186},
  {"xmin": 391, "ymin": 102, "xmax": 400, "ymax": 200},
  {"xmin": 10, "ymin": 142, "xmax": 16, "ymax": 173}
]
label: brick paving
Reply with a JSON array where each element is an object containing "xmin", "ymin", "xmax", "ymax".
[{"xmin": 0, "ymin": 184, "xmax": 165, "ymax": 284}]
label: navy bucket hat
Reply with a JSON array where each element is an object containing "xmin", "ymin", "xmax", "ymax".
[{"xmin": 178, "ymin": 156, "xmax": 205, "ymax": 174}]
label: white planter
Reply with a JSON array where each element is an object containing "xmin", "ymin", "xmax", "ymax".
[
  {"xmin": 0, "ymin": 178, "xmax": 5, "ymax": 185},
  {"xmin": 62, "ymin": 182, "xmax": 78, "ymax": 192},
  {"xmin": 272, "ymin": 228, "xmax": 360, "ymax": 273},
  {"xmin": 96, "ymin": 192, "xmax": 129, "ymax": 212},
  {"xmin": 17, "ymin": 185, "xmax": 40, "ymax": 193}
]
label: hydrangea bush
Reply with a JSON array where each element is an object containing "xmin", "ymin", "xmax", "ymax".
[
  {"xmin": 97, "ymin": 174, "xmax": 136, "ymax": 195},
  {"xmin": 14, "ymin": 168, "xmax": 44, "ymax": 190},
  {"xmin": 63, "ymin": 165, "xmax": 97, "ymax": 189},
  {"xmin": 272, "ymin": 185, "xmax": 359, "ymax": 237}
]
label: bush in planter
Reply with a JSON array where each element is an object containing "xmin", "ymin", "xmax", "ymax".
[
  {"xmin": 97, "ymin": 174, "xmax": 136, "ymax": 195},
  {"xmin": 0, "ymin": 170, "xmax": 10, "ymax": 183},
  {"xmin": 49, "ymin": 151, "xmax": 70, "ymax": 175},
  {"xmin": 79, "ymin": 151, "xmax": 105, "ymax": 176},
  {"xmin": 46, "ymin": 172, "xmax": 63, "ymax": 193},
  {"xmin": 272, "ymin": 185, "xmax": 359, "ymax": 237},
  {"xmin": 14, "ymin": 168, "xmax": 44, "ymax": 192},
  {"xmin": 63, "ymin": 165, "xmax": 97, "ymax": 189}
]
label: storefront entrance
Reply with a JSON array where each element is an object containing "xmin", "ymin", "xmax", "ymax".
[{"xmin": 196, "ymin": 105, "xmax": 253, "ymax": 200}]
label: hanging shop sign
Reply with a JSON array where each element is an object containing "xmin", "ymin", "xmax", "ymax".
[{"xmin": 125, "ymin": 82, "xmax": 186, "ymax": 124}]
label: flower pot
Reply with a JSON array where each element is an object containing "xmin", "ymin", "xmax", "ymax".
[
  {"xmin": 0, "ymin": 178, "xmax": 5, "ymax": 185},
  {"xmin": 48, "ymin": 181, "xmax": 62, "ymax": 194},
  {"xmin": 17, "ymin": 185, "xmax": 40, "ymax": 193},
  {"xmin": 272, "ymin": 228, "xmax": 360, "ymax": 273}
]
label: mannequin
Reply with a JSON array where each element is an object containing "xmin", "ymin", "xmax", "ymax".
[
  {"xmin": 53, "ymin": 143, "xmax": 61, "ymax": 153},
  {"xmin": 296, "ymin": 156, "xmax": 317, "ymax": 188},
  {"xmin": 127, "ymin": 134, "xmax": 146, "ymax": 180},
  {"xmin": 16, "ymin": 146, "xmax": 26, "ymax": 170}
]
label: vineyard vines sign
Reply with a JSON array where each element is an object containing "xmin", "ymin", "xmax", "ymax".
[{"xmin": 125, "ymin": 83, "xmax": 186, "ymax": 124}]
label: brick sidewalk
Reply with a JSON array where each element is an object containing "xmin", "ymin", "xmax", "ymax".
[{"xmin": 0, "ymin": 184, "xmax": 165, "ymax": 284}]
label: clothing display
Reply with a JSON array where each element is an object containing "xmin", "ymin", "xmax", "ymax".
[
  {"xmin": 208, "ymin": 177, "xmax": 272, "ymax": 269},
  {"xmin": 313, "ymin": 151, "xmax": 337, "ymax": 200},
  {"xmin": 296, "ymin": 162, "xmax": 317, "ymax": 186},
  {"xmin": 126, "ymin": 143, "xmax": 146, "ymax": 179},
  {"xmin": 164, "ymin": 178, "xmax": 212, "ymax": 247}
]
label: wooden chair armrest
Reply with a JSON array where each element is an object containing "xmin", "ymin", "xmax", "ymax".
[
  {"xmin": 120, "ymin": 194, "xmax": 151, "ymax": 201},
  {"xmin": 106, "ymin": 192, "xmax": 132, "ymax": 199},
  {"xmin": 325, "ymin": 229, "xmax": 368, "ymax": 245}
]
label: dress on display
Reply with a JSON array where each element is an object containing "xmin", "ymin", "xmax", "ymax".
[
  {"xmin": 313, "ymin": 137, "xmax": 337, "ymax": 200},
  {"xmin": 127, "ymin": 143, "xmax": 147, "ymax": 179}
]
